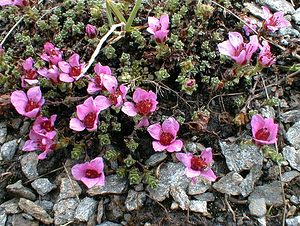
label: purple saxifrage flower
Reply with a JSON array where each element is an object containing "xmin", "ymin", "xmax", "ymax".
[
  {"xmin": 147, "ymin": 14, "xmax": 170, "ymax": 44},
  {"xmin": 243, "ymin": 17, "xmax": 257, "ymax": 36},
  {"xmin": 58, "ymin": 53, "xmax": 85, "ymax": 83},
  {"xmin": 258, "ymin": 40, "xmax": 276, "ymax": 67},
  {"xmin": 262, "ymin": 6, "xmax": 291, "ymax": 32},
  {"xmin": 38, "ymin": 65, "xmax": 60, "ymax": 84},
  {"xmin": 71, "ymin": 157, "xmax": 105, "ymax": 188},
  {"xmin": 21, "ymin": 57, "xmax": 39, "ymax": 88},
  {"xmin": 10, "ymin": 86, "xmax": 45, "ymax": 118},
  {"xmin": 251, "ymin": 114, "xmax": 278, "ymax": 145},
  {"xmin": 41, "ymin": 42, "xmax": 63, "ymax": 65},
  {"xmin": 32, "ymin": 114, "xmax": 57, "ymax": 137},
  {"xmin": 147, "ymin": 117, "xmax": 183, "ymax": 152},
  {"xmin": 0, "ymin": 0, "xmax": 29, "ymax": 6},
  {"xmin": 176, "ymin": 148, "xmax": 217, "ymax": 182},
  {"xmin": 85, "ymin": 24, "xmax": 97, "ymax": 38},
  {"xmin": 217, "ymin": 32, "xmax": 259, "ymax": 65}
]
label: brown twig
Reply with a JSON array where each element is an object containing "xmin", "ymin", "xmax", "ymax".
[{"xmin": 225, "ymin": 194, "xmax": 236, "ymax": 222}]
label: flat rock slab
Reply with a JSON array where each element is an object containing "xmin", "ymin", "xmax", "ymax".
[
  {"xmin": 0, "ymin": 139, "xmax": 18, "ymax": 160},
  {"xmin": 281, "ymin": 170, "xmax": 300, "ymax": 183},
  {"xmin": 145, "ymin": 152, "xmax": 167, "ymax": 167},
  {"xmin": 219, "ymin": 141, "xmax": 263, "ymax": 172},
  {"xmin": 240, "ymin": 165, "xmax": 263, "ymax": 197},
  {"xmin": 125, "ymin": 190, "xmax": 146, "ymax": 211},
  {"xmin": 249, "ymin": 198, "xmax": 267, "ymax": 217},
  {"xmin": 244, "ymin": 2, "xmax": 265, "ymax": 19},
  {"xmin": 283, "ymin": 146, "xmax": 300, "ymax": 171},
  {"xmin": 57, "ymin": 178, "xmax": 82, "ymax": 201},
  {"xmin": 0, "ymin": 198, "xmax": 21, "ymax": 214},
  {"xmin": 286, "ymin": 216, "xmax": 300, "ymax": 226},
  {"xmin": 280, "ymin": 110, "xmax": 300, "ymax": 123},
  {"xmin": 88, "ymin": 175, "xmax": 127, "ymax": 196},
  {"xmin": 286, "ymin": 121, "xmax": 300, "ymax": 149},
  {"xmin": 213, "ymin": 172, "xmax": 244, "ymax": 196},
  {"xmin": 6, "ymin": 180, "xmax": 36, "ymax": 201},
  {"xmin": 97, "ymin": 222, "xmax": 122, "ymax": 226},
  {"xmin": 292, "ymin": 8, "xmax": 300, "ymax": 25},
  {"xmin": 53, "ymin": 198, "xmax": 78, "ymax": 225},
  {"xmin": 0, "ymin": 208, "xmax": 7, "ymax": 226},
  {"xmin": 31, "ymin": 178, "xmax": 56, "ymax": 196},
  {"xmin": 18, "ymin": 198, "xmax": 53, "ymax": 224},
  {"xmin": 74, "ymin": 197, "xmax": 97, "ymax": 222},
  {"xmin": 188, "ymin": 179, "xmax": 211, "ymax": 196},
  {"xmin": 170, "ymin": 186, "xmax": 190, "ymax": 210},
  {"xmin": 189, "ymin": 200, "xmax": 207, "ymax": 213},
  {"xmin": 20, "ymin": 152, "xmax": 39, "ymax": 180}
]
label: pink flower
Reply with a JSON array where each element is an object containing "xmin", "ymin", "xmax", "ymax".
[
  {"xmin": 176, "ymin": 148, "xmax": 217, "ymax": 182},
  {"xmin": 87, "ymin": 64, "xmax": 114, "ymax": 94},
  {"xmin": 243, "ymin": 17, "xmax": 257, "ymax": 36},
  {"xmin": 258, "ymin": 40, "xmax": 276, "ymax": 67},
  {"xmin": 22, "ymin": 129, "xmax": 56, "ymax": 160},
  {"xmin": 147, "ymin": 14, "xmax": 170, "ymax": 44},
  {"xmin": 21, "ymin": 57, "xmax": 39, "ymax": 88},
  {"xmin": 147, "ymin": 117, "xmax": 183, "ymax": 152},
  {"xmin": 38, "ymin": 65, "xmax": 60, "ymax": 84},
  {"xmin": 58, "ymin": 53, "xmax": 85, "ymax": 83},
  {"xmin": 10, "ymin": 86, "xmax": 45, "ymax": 118},
  {"xmin": 262, "ymin": 6, "xmax": 291, "ymax": 32},
  {"xmin": 85, "ymin": 24, "xmax": 97, "ymax": 38},
  {"xmin": 32, "ymin": 114, "xmax": 57, "ymax": 138},
  {"xmin": 69, "ymin": 96, "xmax": 110, "ymax": 132},
  {"xmin": 251, "ymin": 114, "xmax": 278, "ymax": 145},
  {"xmin": 41, "ymin": 42, "xmax": 63, "ymax": 65},
  {"xmin": 121, "ymin": 88, "xmax": 158, "ymax": 127},
  {"xmin": 0, "ymin": 0, "xmax": 29, "ymax": 6},
  {"xmin": 71, "ymin": 157, "xmax": 105, "ymax": 188},
  {"xmin": 217, "ymin": 32, "xmax": 259, "ymax": 65}
]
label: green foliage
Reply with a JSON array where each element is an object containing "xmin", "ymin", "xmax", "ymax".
[
  {"xmin": 103, "ymin": 45, "xmax": 117, "ymax": 59},
  {"xmin": 155, "ymin": 67, "xmax": 170, "ymax": 81},
  {"xmin": 262, "ymin": 146, "xmax": 284, "ymax": 164},
  {"xmin": 116, "ymin": 166, "xmax": 127, "ymax": 178},
  {"xmin": 264, "ymin": 97, "xmax": 280, "ymax": 107},
  {"xmin": 144, "ymin": 171, "xmax": 158, "ymax": 189},
  {"xmin": 98, "ymin": 134, "xmax": 111, "ymax": 146},
  {"xmin": 166, "ymin": 0, "xmax": 179, "ymax": 12},
  {"xmin": 71, "ymin": 144, "xmax": 84, "ymax": 160},
  {"xmin": 125, "ymin": 138, "xmax": 139, "ymax": 152},
  {"xmin": 104, "ymin": 149, "xmax": 119, "ymax": 161},
  {"xmin": 128, "ymin": 167, "xmax": 142, "ymax": 185},
  {"xmin": 195, "ymin": 3, "xmax": 214, "ymax": 23},
  {"xmin": 124, "ymin": 154, "xmax": 136, "ymax": 168},
  {"xmin": 131, "ymin": 30, "xmax": 146, "ymax": 49}
]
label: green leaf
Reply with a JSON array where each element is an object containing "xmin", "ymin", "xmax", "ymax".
[
  {"xmin": 106, "ymin": 0, "xmax": 127, "ymax": 23},
  {"xmin": 105, "ymin": 0, "xmax": 114, "ymax": 26},
  {"xmin": 125, "ymin": 0, "xmax": 142, "ymax": 31}
]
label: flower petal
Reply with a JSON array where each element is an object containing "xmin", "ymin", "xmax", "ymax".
[
  {"xmin": 121, "ymin": 102, "xmax": 137, "ymax": 117},
  {"xmin": 152, "ymin": 141, "xmax": 167, "ymax": 152},
  {"xmin": 147, "ymin": 123, "xmax": 162, "ymax": 140},
  {"xmin": 166, "ymin": 139, "xmax": 183, "ymax": 152},
  {"xmin": 94, "ymin": 95, "xmax": 111, "ymax": 111},
  {"xmin": 176, "ymin": 153, "xmax": 192, "ymax": 168},
  {"xmin": 69, "ymin": 118, "xmax": 85, "ymax": 131},
  {"xmin": 71, "ymin": 163, "xmax": 88, "ymax": 180},
  {"xmin": 27, "ymin": 86, "xmax": 42, "ymax": 103},
  {"xmin": 200, "ymin": 148, "xmax": 213, "ymax": 164},
  {"xmin": 200, "ymin": 169, "xmax": 217, "ymax": 182},
  {"xmin": 11, "ymin": 90, "xmax": 27, "ymax": 115}
]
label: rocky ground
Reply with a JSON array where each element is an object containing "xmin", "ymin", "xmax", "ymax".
[{"xmin": 0, "ymin": 0, "xmax": 300, "ymax": 225}]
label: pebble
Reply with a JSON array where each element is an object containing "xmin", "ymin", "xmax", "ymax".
[
  {"xmin": 0, "ymin": 208, "xmax": 7, "ymax": 226},
  {"xmin": 0, "ymin": 139, "xmax": 18, "ymax": 160},
  {"xmin": 261, "ymin": 106, "xmax": 275, "ymax": 119},
  {"xmin": 74, "ymin": 197, "xmax": 97, "ymax": 222},
  {"xmin": 280, "ymin": 110, "xmax": 300, "ymax": 123},
  {"xmin": 283, "ymin": 146, "xmax": 300, "ymax": 171},
  {"xmin": 249, "ymin": 198, "xmax": 267, "ymax": 217},
  {"xmin": 0, "ymin": 198, "xmax": 21, "ymax": 214},
  {"xmin": 213, "ymin": 172, "xmax": 243, "ymax": 195},
  {"xmin": 286, "ymin": 121, "xmax": 300, "ymax": 149},
  {"xmin": 31, "ymin": 178, "xmax": 56, "ymax": 196},
  {"xmin": 292, "ymin": 8, "xmax": 300, "ymax": 25},
  {"xmin": 281, "ymin": 170, "xmax": 300, "ymax": 183},
  {"xmin": 35, "ymin": 200, "xmax": 54, "ymax": 213},
  {"xmin": 18, "ymin": 198, "xmax": 53, "ymax": 224},
  {"xmin": 145, "ymin": 152, "xmax": 167, "ymax": 167},
  {"xmin": 20, "ymin": 152, "xmax": 39, "ymax": 180},
  {"xmin": 188, "ymin": 179, "xmax": 211, "ymax": 195},
  {"xmin": 20, "ymin": 121, "xmax": 30, "ymax": 136},
  {"xmin": 0, "ymin": 122, "xmax": 7, "ymax": 144},
  {"xmin": 258, "ymin": 0, "xmax": 295, "ymax": 14},
  {"xmin": 194, "ymin": 192, "xmax": 215, "ymax": 202},
  {"xmin": 125, "ymin": 190, "xmax": 146, "ymax": 211},
  {"xmin": 53, "ymin": 198, "xmax": 78, "ymax": 225},
  {"xmin": 189, "ymin": 200, "xmax": 208, "ymax": 213},
  {"xmin": 170, "ymin": 201, "xmax": 179, "ymax": 210},
  {"xmin": 289, "ymin": 195, "xmax": 299, "ymax": 205},
  {"xmin": 6, "ymin": 180, "xmax": 36, "ymax": 201},
  {"xmin": 279, "ymin": 27, "xmax": 300, "ymax": 37},
  {"xmin": 286, "ymin": 216, "xmax": 300, "ymax": 226},
  {"xmin": 97, "ymin": 221, "xmax": 122, "ymax": 226},
  {"xmin": 170, "ymin": 185, "xmax": 190, "ymax": 210},
  {"xmin": 88, "ymin": 175, "xmax": 127, "ymax": 196},
  {"xmin": 244, "ymin": 2, "xmax": 265, "ymax": 19},
  {"xmin": 57, "ymin": 177, "xmax": 82, "ymax": 201}
]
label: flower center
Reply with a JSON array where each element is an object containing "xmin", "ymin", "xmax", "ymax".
[
  {"xmin": 255, "ymin": 128, "xmax": 270, "ymax": 141},
  {"xmin": 25, "ymin": 100, "xmax": 39, "ymax": 112},
  {"xmin": 42, "ymin": 120, "xmax": 53, "ymax": 132},
  {"xmin": 83, "ymin": 112, "xmax": 97, "ymax": 129},
  {"xmin": 95, "ymin": 75, "xmax": 102, "ymax": 87},
  {"xmin": 70, "ymin": 66, "xmax": 81, "ymax": 78},
  {"xmin": 109, "ymin": 90, "xmax": 122, "ymax": 106},
  {"xmin": 50, "ymin": 48, "xmax": 57, "ymax": 56},
  {"xmin": 190, "ymin": 156, "xmax": 208, "ymax": 171},
  {"xmin": 136, "ymin": 100, "xmax": 153, "ymax": 116},
  {"xmin": 85, "ymin": 169, "xmax": 101, "ymax": 178},
  {"xmin": 159, "ymin": 132, "xmax": 174, "ymax": 146},
  {"xmin": 25, "ymin": 69, "xmax": 37, "ymax": 79}
]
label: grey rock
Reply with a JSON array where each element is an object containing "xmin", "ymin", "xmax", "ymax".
[
  {"xmin": 170, "ymin": 186, "xmax": 190, "ymax": 210},
  {"xmin": 0, "ymin": 208, "xmax": 7, "ymax": 226},
  {"xmin": 11, "ymin": 213, "xmax": 39, "ymax": 226},
  {"xmin": 244, "ymin": 2, "xmax": 265, "ymax": 19},
  {"xmin": 147, "ymin": 163, "xmax": 190, "ymax": 202},
  {"xmin": 134, "ymin": 183, "xmax": 144, "ymax": 192},
  {"xmin": 170, "ymin": 201, "xmax": 179, "ymax": 210},
  {"xmin": 125, "ymin": 190, "xmax": 146, "ymax": 211},
  {"xmin": 279, "ymin": 27, "xmax": 300, "ymax": 37},
  {"xmin": 290, "ymin": 195, "xmax": 299, "ymax": 205},
  {"xmin": 88, "ymin": 175, "xmax": 127, "ymax": 196},
  {"xmin": 145, "ymin": 152, "xmax": 167, "ymax": 167},
  {"xmin": 240, "ymin": 165, "xmax": 263, "ymax": 197},
  {"xmin": 292, "ymin": 8, "xmax": 300, "ymax": 25},
  {"xmin": 188, "ymin": 179, "xmax": 211, "ymax": 195},
  {"xmin": 97, "ymin": 221, "xmax": 122, "ymax": 226},
  {"xmin": 280, "ymin": 110, "xmax": 300, "ymax": 123},
  {"xmin": 258, "ymin": 0, "xmax": 295, "ymax": 14},
  {"xmin": 96, "ymin": 199, "xmax": 104, "ymax": 224},
  {"xmin": 194, "ymin": 192, "xmax": 215, "ymax": 202},
  {"xmin": 286, "ymin": 216, "xmax": 300, "ymax": 226},
  {"xmin": 35, "ymin": 200, "xmax": 53, "ymax": 213},
  {"xmin": 74, "ymin": 197, "xmax": 97, "ymax": 222},
  {"xmin": 6, "ymin": 180, "xmax": 36, "ymax": 201},
  {"xmin": 0, "ymin": 122, "xmax": 7, "ymax": 144},
  {"xmin": 18, "ymin": 198, "xmax": 53, "ymax": 224},
  {"xmin": 189, "ymin": 200, "xmax": 208, "ymax": 213},
  {"xmin": 53, "ymin": 198, "xmax": 78, "ymax": 225},
  {"xmin": 283, "ymin": 146, "xmax": 300, "ymax": 171},
  {"xmin": 20, "ymin": 152, "xmax": 39, "ymax": 180},
  {"xmin": 261, "ymin": 106, "xmax": 276, "ymax": 119},
  {"xmin": 249, "ymin": 198, "xmax": 267, "ymax": 217},
  {"xmin": 286, "ymin": 121, "xmax": 300, "ymax": 149},
  {"xmin": 249, "ymin": 181, "xmax": 283, "ymax": 206},
  {"xmin": 20, "ymin": 121, "xmax": 31, "ymax": 136},
  {"xmin": 0, "ymin": 139, "xmax": 18, "ymax": 160},
  {"xmin": 0, "ymin": 198, "xmax": 21, "ymax": 214},
  {"xmin": 57, "ymin": 178, "xmax": 82, "ymax": 201},
  {"xmin": 106, "ymin": 195, "xmax": 124, "ymax": 220},
  {"xmin": 213, "ymin": 172, "xmax": 243, "ymax": 195},
  {"xmin": 281, "ymin": 170, "xmax": 300, "ymax": 182},
  {"xmin": 31, "ymin": 178, "xmax": 56, "ymax": 196},
  {"xmin": 219, "ymin": 141, "xmax": 264, "ymax": 172}
]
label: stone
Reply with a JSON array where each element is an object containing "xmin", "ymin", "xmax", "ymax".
[
  {"xmin": 125, "ymin": 190, "xmax": 146, "ymax": 211},
  {"xmin": 147, "ymin": 162, "xmax": 190, "ymax": 202},
  {"xmin": 145, "ymin": 152, "xmax": 167, "ymax": 167},
  {"xmin": 244, "ymin": 2, "xmax": 265, "ymax": 19},
  {"xmin": 249, "ymin": 181, "xmax": 283, "ymax": 206},
  {"xmin": 74, "ymin": 197, "xmax": 97, "ymax": 222},
  {"xmin": 283, "ymin": 146, "xmax": 300, "ymax": 171},
  {"xmin": 53, "ymin": 198, "xmax": 78, "ymax": 225},
  {"xmin": 170, "ymin": 186, "xmax": 190, "ymax": 210},
  {"xmin": 11, "ymin": 214, "xmax": 39, "ymax": 226},
  {"xmin": 286, "ymin": 216, "xmax": 300, "ymax": 226},
  {"xmin": 280, "ymin": 110, "xmax": 300, "ymax": 123},
  {"xmin": 6, "ymin": 180, "xmax": 36, "ymax": 201},
  {"xmin": 170, "ymin": 202, "xmax": 179, "ymax": 210},
  {"xmin": 88, "ymin": 175, "xmax": 127, "ymax": 196},
  {"xmin": 281, "ymin": 170, "xmax": 300, "ymax": 182},
  {"xmin": 0, "ymin": 139, "xmax": 18, "ymax": 160},
  {"xmin": 279, "ymin": 27, "xmax": 300, "ymax": 37},
  {"xmin": 35, "ymin": 200, "xmax": 54, "ymax": 213},
  {"xmin": 261, "ymin": 106, "xmax": 275, "ymax": 119},
  {"xmin": 292, "ymin": 8, "xmax": 300, "ymax": 25},
  {"xmin": 20, "ymin": 152, "xmax": 39, "ymax": 180},
  {"xmin": 31, "ymin": 178, "xmax": 56, "ymax": 196},
  {"xmin": 106, "ymin": 195, "xmax": 124, "ymax": 220},
  {"xmin": 20, "ymin": 121, "xmax": 30, "ymax": 136},
  {"xmin": 258, "ymin": 0, "xmax": 295, "ymax": 14},
  {"xmin": 0, "ymin": 122, "xmax": 7, "ymax": 144},
  {"xmin": 194, "ymin": 192, "xmax": 215, "ymax": 202},
  {"xmin": 249, "ymin": 198, "xmax": 267, "ymax": 217},
  {"xmin": 57, "ymin": 177, "xmax": 82, "ymax": 201},
  {"xmin": 18, "ymin": 198, "xmax": 53, "ymax": 224},
  {"xmin": 290, "ymin": 195, "xmax": 299, "ymax": 205},
  {"xmin": 219, "ymin": 141, "xmax": 264, "ymax": 172},
  {"xmin": 213, "ymin": 172, "xmax": 243, "ymax": 196},
  {"xmin": 96, "ymin": 199, "xmax": 104, "ymax": 224},
  {"xmin": 240, "ymin": 165, "xmax": 263, "ymax": 197},
  {"xmin": 286, "ymin": 121, "xmax": 300, "ymax": 149},
  {"xmin": 97, "ymin": 221, "xmax": 122, "ymax": 226},
  {"xmin": 0, "ymin": 198, "xmax": 21, "ymax": 214},
  {"xmin": 188, "ymin": 179, "xmax": 211, "ymax": 195},
  {"xmin": 0, "ymin": 208, "xmax": 7, "ymax": 226},
  {"xmin": 189, "ymin": 200, "xmax": 208, "ymax": 213}
]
